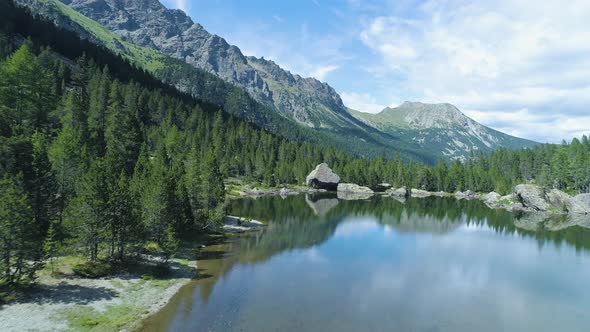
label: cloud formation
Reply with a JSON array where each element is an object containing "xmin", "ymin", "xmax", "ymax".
[
  {"xmin": 341, "ymin": 92, "xmax": 387, "ymax": 113},
  {"xmin": 359, "ymin": 0, "xmax": 590, "ymax": 142},
  {"xmin": 162, "ymin": 0, "xmax": 188, "ymax": 12}
]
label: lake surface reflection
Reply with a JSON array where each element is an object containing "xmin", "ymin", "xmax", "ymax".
[{"xmin": 142, "ymin": 194, "xmax": 590, "ymax": 332}]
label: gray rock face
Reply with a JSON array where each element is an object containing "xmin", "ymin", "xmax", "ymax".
[
  {"xmin": 546, "ymin": 189, "xmax": 589, "ymax": 214},
  {"xmin": 60, "ymin": 0, "xmax": 350, "ymax": 128},
  {"xmin": 514, "ymin": 184, "xmax": 589, "ymax": 214},
  {"xmin": 306, "ymin": 164, "xmax": 340, "ymax": 191},
  {"xmin": 514, "ymin": 184, "xmax": 551, "ymax": 211}
]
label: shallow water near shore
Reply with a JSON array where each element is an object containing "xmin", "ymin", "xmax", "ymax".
[{"xmin": 142, "ymin": 194, "xmax": 590, "ymax": 332}]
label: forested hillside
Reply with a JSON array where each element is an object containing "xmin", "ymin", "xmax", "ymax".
[
  {"xmin": 15, "ymin": 0, "xmax": 430, "ymax": 162},
  {"xmin": 1, "ymin": 0, "xmax": 588, "ymax": 289}
]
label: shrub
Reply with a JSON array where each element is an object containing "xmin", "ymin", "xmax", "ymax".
[
  {"xmin": 143, "ymin": 241, "xmax": 162, "ymax": 254},
  {"xmin": 72, "ymin": 261, "xmax": 112, "ymax": 279}
]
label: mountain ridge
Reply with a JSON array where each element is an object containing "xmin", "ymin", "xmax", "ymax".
[
  {"xmin": 349, "ymin": 102, "xmax": 537, "ymax": 161},
  {"xmin": 61, "ymin": 0, "xmax": 353, "ymax": 128}
]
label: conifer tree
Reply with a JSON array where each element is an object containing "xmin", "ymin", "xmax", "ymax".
[{"xmin": 0, "ymin": 176, "xmax": 42, "ymax": 285}]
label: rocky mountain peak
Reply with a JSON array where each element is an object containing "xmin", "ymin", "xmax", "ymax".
[
  {"xmin": 350, "ymin": 101, "xmax": 536, "ymax": 161},
  {"xmin": 384, "ymin": 101, "xmax": 470, "ymax": 130},
  {"xmin": 60, "ymin": 0, "xmax": 349, "ymax": 128}
]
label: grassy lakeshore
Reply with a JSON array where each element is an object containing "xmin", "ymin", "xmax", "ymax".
[{"xmin": 0, "ymin": 254, "xmax": 197, "ymax": 332}]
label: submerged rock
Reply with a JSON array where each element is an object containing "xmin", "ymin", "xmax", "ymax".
[
  {"xmin": 223, "ymin": 216, "xmax": 265, "ymax": 233},
  {"xmin": 337, "ymin": 183, "xmax": 374, "ymax": 194},
  {"xmin": 306, "ymin": 163, "xmax": 340, "ymax": 191}
]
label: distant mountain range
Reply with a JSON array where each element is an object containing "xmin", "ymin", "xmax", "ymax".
[{"xmin": 17, "ymin": 0, "xmax": 538, "ymax": 162}]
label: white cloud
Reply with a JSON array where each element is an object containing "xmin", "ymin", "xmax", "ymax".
[
  {"xmin": 310, "ymin": 65, "xmax": 339, "ymax": 81},
  {"xmin": 359, "ymin": 0, "xmax": 590, "ymax": 142},
  {"xmin": 162, "ymin": 0, "xmax": 188, "ymax": 12},
  {"xmin": 219, "ymin": 20, "xmax": 351, "ymax": 83},
  {"xmin": 341, "ymin": 92, "xmax": 387, "ymax": 113}
]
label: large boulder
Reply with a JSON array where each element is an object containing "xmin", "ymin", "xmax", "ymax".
[
  {"xmin": 514, "ymin": 184, "xmax": 550, "ymax": 211},
  {"xmin": 514, "ymin": 185, "xmax": 589, "ymax": 214},
  {"xmin": 546, "ymin": 189, "xmax": 589, "ymax": 214},
  {"xmin": 483, "ymin": 192, "xmax": 501, "ymax": 208},
  {"xmin": 337, "ymin": 183, "xmax": 374, "ymax": 200},
  {"xmin": 388, "ymin": 187, "xmax": 408, "ymax": 198},
  {"xmin": 411, "ymin": 189, "xmax": 432, "ymax": 198},
  {"xmin": 499, "ymin": 193, "xmax": 528, "ymax": 212},
  {"xmin": 305, "ymin": 163, "xmax": 340, "ymax": 191}
]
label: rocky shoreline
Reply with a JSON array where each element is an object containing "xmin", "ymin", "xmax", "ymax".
[{"xmin": 232, "ymin": 164, "xmax": 590, "ymax": 219}]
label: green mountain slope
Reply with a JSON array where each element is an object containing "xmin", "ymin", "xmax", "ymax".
[{"xmin": 17, "ymin": 0, "xmax": 431, "ymax": 162}]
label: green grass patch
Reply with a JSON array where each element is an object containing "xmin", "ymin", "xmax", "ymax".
[
  {"xmin": 38, "ymin": 255, "xmax": 87, "ymax": 279},
  {"xmin": 61, "ymin": 304, "xmax": 143, "ymax": 332}
]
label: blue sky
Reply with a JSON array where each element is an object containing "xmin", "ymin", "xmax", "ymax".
[{"xmin": 161, "ymin": 0, "xmax": 590, "ymax": 143}]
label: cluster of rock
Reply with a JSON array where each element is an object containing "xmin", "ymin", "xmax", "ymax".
[
  {"xmin": 385, "ymin": 187, "xmax": 447, "ymax": 199},
  {"xmin": 305, "ymin": 163, "xmax": 374, "ymax": 199},
  {"xmin": 478, "ymin": 184, "xmax": 590, "ymax": 215},
  {"xmin": 512, "ymin": 184, "xmax": 589, "ymax": 214},
  {"xmin": 306, "ymin": 165, "xmax": 590, "ymax": 217}
]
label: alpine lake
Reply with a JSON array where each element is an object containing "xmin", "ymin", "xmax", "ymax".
[{"xmin": 141, "ymin": 194, "xmax": 590, "ymax": 332}]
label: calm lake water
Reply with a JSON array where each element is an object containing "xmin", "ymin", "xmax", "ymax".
[{"xmin": 142, "ymin": 194, "xmax": 590, "ymax": 332}]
